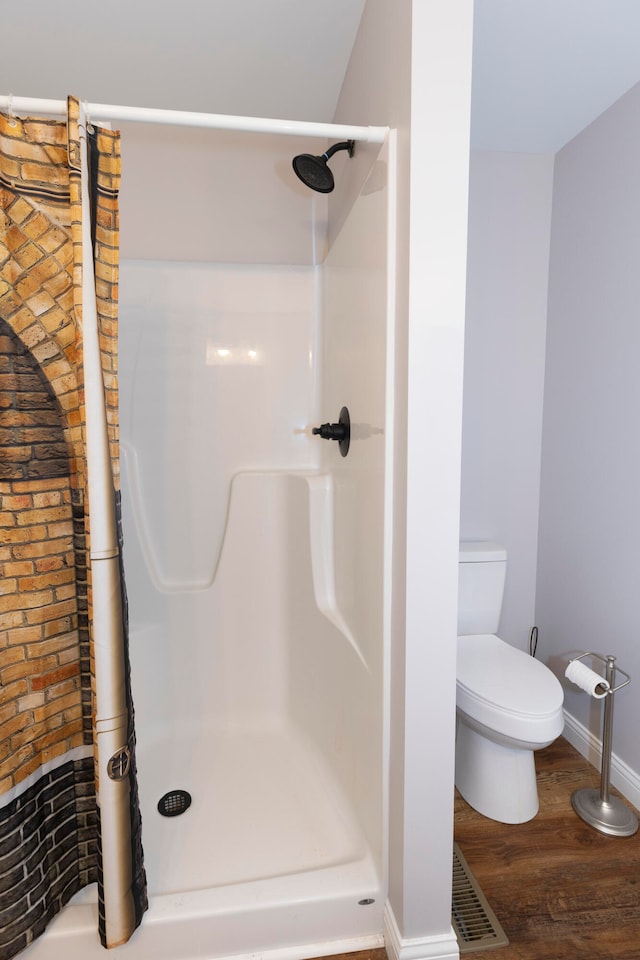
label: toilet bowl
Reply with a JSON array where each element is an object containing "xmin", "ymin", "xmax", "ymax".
[
  {"xmin": 455, "ymin": 633, "xmax": 564, "ymax": 823},
  {"xmin": 456, "ymin": 542, "xmax": 564, "ymax": 824}
]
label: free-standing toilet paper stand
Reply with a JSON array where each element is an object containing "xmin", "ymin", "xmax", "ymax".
[{"xmin": 568, "ymin": 653, "xmax": 638, "ymax": 837}]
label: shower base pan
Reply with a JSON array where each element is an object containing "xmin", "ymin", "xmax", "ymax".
[
  {"xmin": 22, "ymin": 864, "xmax": 383, "ymax": 960},
  {"xmin": 20, "ymin": 724, "xmax": 383, "ymax": 960}
]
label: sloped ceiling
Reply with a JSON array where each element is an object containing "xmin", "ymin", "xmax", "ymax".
[
  {"xmin": 4, "ymin": 1, "xmax": 640, "ymax": 155},
  {"xmin": 2, "ymin": 0, "xmax": 366, "ymax": 124}
]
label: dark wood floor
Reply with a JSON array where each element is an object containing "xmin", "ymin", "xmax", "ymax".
[{"xmin": 455, "ymin": 736, "xmax": 640, "ymax": 959}]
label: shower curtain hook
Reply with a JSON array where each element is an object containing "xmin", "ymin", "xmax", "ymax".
[
  {"xmin": 83, "ymin": 99, "xmax": 94, "ymax": 134},
  {"xmin": 7, "ymin": 92, "xmax": 17, "ymax": 127}
]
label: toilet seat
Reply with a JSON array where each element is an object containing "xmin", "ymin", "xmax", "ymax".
[{"xmin": 457, "ymin": 634, "xmax": 564, "ymax": 744}]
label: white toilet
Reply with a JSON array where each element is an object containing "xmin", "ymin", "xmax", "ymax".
[{"xmin": 455, "ymin": 542, "xmax": 564, "ymax": 824}]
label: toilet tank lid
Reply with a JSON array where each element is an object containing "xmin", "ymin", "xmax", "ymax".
[{"xmin": 459, "ymin": 541, "xmax": 507, "ymax": 563}]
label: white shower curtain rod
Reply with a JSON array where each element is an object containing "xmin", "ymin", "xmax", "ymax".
[{"xmin": 0, "ymin": 95, "xmax": 388, "ymax": 143}]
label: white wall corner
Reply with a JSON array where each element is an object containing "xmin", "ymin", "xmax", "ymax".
[
  {"xmin": 384, "ymin": 902, "xmax": 459, "ymax": 960},
  {"xmin": 562, "ymin": 711, "xmax": 640, "ymax": 812}
]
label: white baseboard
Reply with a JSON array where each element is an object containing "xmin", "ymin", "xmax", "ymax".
[
  {"xmin": 562, "ymin": 709, "xmax": 640, "ymax": 810},
  {"xmin": 384, "ymin": 902, "xmax": 459, "ymax": 960}
]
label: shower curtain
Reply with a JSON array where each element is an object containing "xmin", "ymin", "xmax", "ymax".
[{"xmin": 0, "ymin": 96, "xmax": 146, "ymax": 956}]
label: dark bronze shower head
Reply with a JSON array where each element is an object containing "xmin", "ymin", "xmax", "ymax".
[{"xmin": 292, "ymin": 140, "xmax": 355, "ymax": 193}]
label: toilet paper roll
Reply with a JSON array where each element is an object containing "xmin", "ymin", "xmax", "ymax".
[{"xmin": 565, "ymin": 659, "xmax": 610, "ymax": 698}]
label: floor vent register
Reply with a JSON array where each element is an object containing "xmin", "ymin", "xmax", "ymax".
[{"xmin": 452, "ymin": 843, "xmax": 509, "ymax": 953}]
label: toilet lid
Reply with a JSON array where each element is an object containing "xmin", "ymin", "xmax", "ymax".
[{"xmin": 457, "ymin": 634, "xmax": 564, "ymax": 718}]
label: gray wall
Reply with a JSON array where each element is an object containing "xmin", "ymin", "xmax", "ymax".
[
  {"xmin": 462, "ymin": 151, "xmax": 553, "ymax": 650},
  {"xmin": 464, "ymin": 81, "xmax": 640, "ymax": 788},
  {"xmin": 536, "ymin": 81, "xmax": 640, "ymax": 774}
]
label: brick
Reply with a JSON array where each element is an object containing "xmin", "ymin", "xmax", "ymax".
[
  {"xmin": 2, "ymin": 656, "xmax": 54, "ymax": 685},
  {"xmin": 0, "ymin": 743, "xmax": 35, "ymax": 778},
  {"xmin": 5, "ymin": 196, "xmax": 32, "ymax": 225},
  {"xmin": 15, "ymin": 272, "xmax": 41, "ymax": 300},
  {"xmin": 18, "ymin": 692, "xmax": 46, "ymax": 712},
  {"xmin": 12, "ymin": 537, "xmax": 73, "ymax": 560},
  {"xmin": 2, "ymin": 562, "xmax": 35, "ymax": 577},
  {"xmin": 35, "ymin": 718, "xmax": 83, "ymax": 753},
  {"xmin": 6, "ymin": 306, "xmax": 36, "ymax": 334},
  {"xmin": 0, "ymin": 774, "xmax": 15, "ymax": 794},
  {"xmin": 0, "ymin": 862, "xmax": 26, "ymax": 897},
  {"xmin": 26, "ymin": 290, "xmax": 58, "ymax": 319},
  {"xmin": 19, "ymin": 326, "xmax": 47, "ymax": 353},
  {"xmin": 0, "ymin": 446, "xmax": 32, "ymax": 465},
  {"xmin": 53, "ymin": 321, "xmax": 76, "ymax": 350},
  {"xmin": 0, "ymin": 611, "xmax": 24, "ymax": 629},
  {"xmin": 0, "ymin": 589, "xmax": 53, "ymax": 612},
  {"xmin": 0, "ymin": 524, "xmax": 48, "ymax": 544},
  {"xmin": 43, "ymin": 616, "xmax": 75, "ymax": 640},
  {"xmin": 38, "ymin": 227, "xmax": 69, "ymax": 254},
  {"xmin": 34, "ymin": 692, "xmax": 80, "ymax": 724},
  {"xmin": 16, "ymin": 506, "xmax": 71, "ymax": 526},
  {"xmin": 26, "ymin": 632, "xmax": 77, "ymax": 659},
  {"xmin": 34, "ymin": 556, "xmax": 65, "ymax": 573},
  {"xmin": 0, "ymin": 495, "xmax": 32, "ymax": 511},
  {"xmin": 18, "ymin": 569, "xmax": 74, "ymax": 592},
  {"xmin": 0, "ymin": 711, "xmax": 29, "ymax": 743},
  {"xmin": 10, "ymin": 478, "xmax": 67, "ymax": 493},
  {"xmin": 50, "ymin": 372, "xmax": 77, "ymax": 396},
  {"xmin": 0, "ymin": 411, "xmax": 50, "ymax": 429},
  {"xmin": 26, "ymin": 253, "xmax": 60, "ymax": 289},
  {"xmin": 96, "ymin": 133, "xmax": 115, "ymax": 155},
  {"xmin": 46, "ymin": 521, "xmax": 74, "ymax": 539},
  {"xmin": 31, "ymin": 661, "xmax": 80, "ymax": 691},
  {"xmin": 11, "ymin": 718, "xmax": 56, "ymax": 751},
  {"xmin": 0, "ymin": 679, "xmax": 28, "ymax": 704},
  {"xmin": 6, "ymin": 624, "xmax": 42, "ymax": 646},
  {"xmin": 39, "ymin": 356, "xmax": 74, "ymax": 383},
  {"xmin": 31, "ymin": 491, "xmax": 62, "ymax": 509},
  {"xmin": 45, "ymin": 677, "xmax": 80, "ymax": 700},
  {"xmin": 0, "ymin": 701, "xmax": 18, "ymax": 725},
  {"xmin": 20, "ymin": 161, "xmax": 65, "ymax": 186},
  {"xmin": 58, "ymin": 645, "xmax": 81, "ymax": 666},
  {"xmin": 0, "ymin": 640, "xmax": 26, "ymax": 668},
  {"xmin": 53, "ymin": 584, "xmax": 76, "ymax": 603},
  {"xmin": 12, "ymin": 750, "xmax": 43, "ymax": 783},
  {"xmin": 25, "ymin": 598, "xmax": 76, "ymax": 625}
]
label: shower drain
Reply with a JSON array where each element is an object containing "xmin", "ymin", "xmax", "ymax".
[{"xmin": 157, "ymin": 789, "xmax": 192, "ymax": 817}]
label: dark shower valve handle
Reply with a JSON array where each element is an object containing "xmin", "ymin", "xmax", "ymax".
[
  {"xmin": 313, "ymin": 422, "xmax": 345, "ymax": 441},
  {"xmin": 312, "ymin": 406, "xmax": 350, "ymax": 457}
]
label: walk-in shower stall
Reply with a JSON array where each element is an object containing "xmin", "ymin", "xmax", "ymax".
[{"xmin": 22, "ymin": 113, "xmax": 394, "ymax": 960}]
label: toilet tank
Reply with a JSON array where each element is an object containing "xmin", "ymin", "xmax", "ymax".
[{"xmin": 458, "ymin": 541, "xmax": 507, "ymax": 635}]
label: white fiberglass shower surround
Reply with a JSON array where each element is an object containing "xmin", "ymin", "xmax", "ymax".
[{"xmin": 13, "ymin": 97, "xmax": 394, "ymax": 960}]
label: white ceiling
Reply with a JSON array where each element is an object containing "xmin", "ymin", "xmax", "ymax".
[
  {"xmin": 471, "ymin": 0, "xmax": 640, "ymax": 153},
  {"xmin": 3, "ymin": 1, "xmax": 640, "ymax": 155},
  {"xmin": 2, "ymin": 0, "xmax": 366, "ymax": 123}
]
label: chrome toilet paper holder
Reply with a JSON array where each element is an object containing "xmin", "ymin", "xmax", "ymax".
[{"xmin": 568, "ymin": 652, "xmax": 637, "ymax": 837}]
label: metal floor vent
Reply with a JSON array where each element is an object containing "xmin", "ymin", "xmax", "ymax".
[
  {"xmin": 158, "ymin": 789, "xmax": 192, "ymax": 817},
  {"xmin": 452, "ymin": 843, "xmax": 509, "ymax": 954}
]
